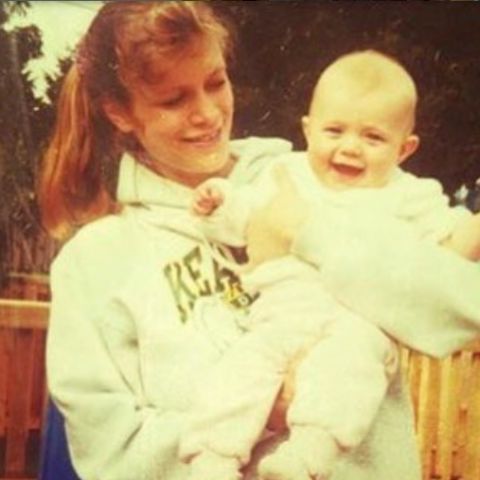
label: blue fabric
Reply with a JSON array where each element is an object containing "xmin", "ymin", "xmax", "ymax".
[
  {"xmin": 39, "ymin": 400, "xmax": 81, "ymax": 480},
  {"xmin": 466, "ymin": 185, "xmax": 480, "ymax": 213}
]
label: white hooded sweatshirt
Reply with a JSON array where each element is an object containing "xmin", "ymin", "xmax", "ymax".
[{"xmin": 47, "ymin": 137, "xmax": 480, "ymax": 480}]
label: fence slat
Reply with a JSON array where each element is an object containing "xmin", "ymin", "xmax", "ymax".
[
  {"xmin": 4, "ymin": 329, "xmax": 34, "ymax": 476},
  {"xmin": 0, "ymin": 300, "xmax": 49, "ymax": 330},
  {"xmin": 0, "ymin": 328, "xmax": 7, "ymax": 436},
  {"xmin": 1, "ymin": 290, "xmax": 49, "ymax": 480},
  {"xmin": 453, "ymin": 351, "xmax": 473, "ymax": 478},
  {"xmin": 29, "ymin": 330, "xmax": 47, "ymax": 430},
  {"xmin": 416, "ymin": 356, "xmax": 442, "ymax": 479},
  {"xmin": 436, "ymin": 354, "xmax": 460, "ymax": 479},
  {"xmin": 463, "ymin": 352, "xmax": 480, "ymax": 479}
]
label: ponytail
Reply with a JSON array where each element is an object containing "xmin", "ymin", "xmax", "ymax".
[{"xmin": 38, "ymin": 65, "xmax": 117, "ymax": 240}]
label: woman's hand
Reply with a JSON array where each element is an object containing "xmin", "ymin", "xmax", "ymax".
[{"xmin": 246, "ymin": 165, "xmax": 311, "ymax": 267}]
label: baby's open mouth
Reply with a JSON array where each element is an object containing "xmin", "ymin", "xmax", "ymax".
[{"xmin": 331, "ymin": 163, "xmax": 365, "ymax": 177}]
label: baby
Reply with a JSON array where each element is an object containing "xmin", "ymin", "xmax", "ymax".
[{"xmin": 179, "ymin": 50, "xmax": 479, "ymax": 480}]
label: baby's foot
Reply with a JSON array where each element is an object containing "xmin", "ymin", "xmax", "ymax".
[
  {"xmin": 258, "ymin": 427, "xmax": 339, "ymax": 480},
  {"xmin": 258, "ymin": 447, "xmax": 311, "ymax": 480},
  {"xmin": 187, "ymin": 451, "xmax": 241, "ymax": 480}
]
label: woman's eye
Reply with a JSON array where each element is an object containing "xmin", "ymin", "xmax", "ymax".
[
  {"xmin": 159, "ymin": 95, "xmax": 185, "ymax": 108},
  {"xmin": 207, "ymin": 78, "xmax": 227, "ymax": 91}
]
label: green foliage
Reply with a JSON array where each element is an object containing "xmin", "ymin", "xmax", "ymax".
[
  {"xmin": 0, "ymin": 1, "xmax": 47, "ymax": 282},
  {"xmin": 0, "ymin": 0, "xmax": 29, "ymax": 24}
]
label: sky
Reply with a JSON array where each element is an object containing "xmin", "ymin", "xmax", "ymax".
[{"xmin": 8, "ymin": 1, "xmax": 101, "ymax": 101}]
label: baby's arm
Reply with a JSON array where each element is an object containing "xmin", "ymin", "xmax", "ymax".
[
  {"xmin": 191, "ymin": 179, "xmax": 227, "ymax": 216},
  {"xmin": 443, "ymin": 212, "xmax": 480, "ymax": 260},
  {"xmin": 191, "ymin": 178, "xmax": 253, "ymax": 247}
]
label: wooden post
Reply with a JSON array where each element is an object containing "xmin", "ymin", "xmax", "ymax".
[{"xmin": 0, "ymin": 300, "xmax": 49, "ymax": 479}]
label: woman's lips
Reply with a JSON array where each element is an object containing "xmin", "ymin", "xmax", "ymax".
[{"xmin": 183, "ymin": 129, "xmax": 222, "ymax": 148}]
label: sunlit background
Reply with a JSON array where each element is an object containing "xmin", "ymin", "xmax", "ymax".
[{"xmin": 9, "ymin": 1, "xmax": 100, "ymax": 101}]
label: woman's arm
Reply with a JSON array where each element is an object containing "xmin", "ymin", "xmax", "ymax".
[
  {"xmin": 443, "ymin": 212, "xmax": 480, "ymax": 260},
  {"xmin": 47, "ymin": 232, "xmax": 186, "ymax": 480},
  {"xmin": 247, "ymin": 166, "xmax": 480, "ymax": 358}
]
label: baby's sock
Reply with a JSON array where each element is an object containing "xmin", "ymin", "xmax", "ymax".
[
  {"xmin": 187, "ymin": 451, "xmax": 241, "ymax": 480},
  {"xmin": 258, "ymin": 426, "xmax": 340, "ymax": 480}
]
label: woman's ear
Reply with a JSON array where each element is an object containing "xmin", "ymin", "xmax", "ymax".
[
  {"xmin": 398, "ymin": 134, "xmax": 420, "ymax": 165},
  {"xmin": 102, "ymin": 99, "xmax": 134, "ymax": 134}
]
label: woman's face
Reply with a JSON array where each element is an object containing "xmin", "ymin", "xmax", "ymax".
[{"xmin": 107, "ymin": 37, "xmax": 234, "ymax": 186}]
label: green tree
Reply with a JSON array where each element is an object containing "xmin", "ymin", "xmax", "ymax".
[
  {"xmin": 0, "ymin": 1, "xmax": 47, "ymax": 284},
  {"xmin": 2, "ymin": 1, "xmax": 480, "ymax": 285}
]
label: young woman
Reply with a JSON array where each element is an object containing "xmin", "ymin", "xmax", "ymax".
[{"xmin": 39, "ymin": 2, "xmax": 480, "ymax": 480}]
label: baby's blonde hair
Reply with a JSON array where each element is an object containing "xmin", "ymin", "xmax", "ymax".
[{"xmin": 313, "ymin": 50, "xmax": 417, "ymax": 132}]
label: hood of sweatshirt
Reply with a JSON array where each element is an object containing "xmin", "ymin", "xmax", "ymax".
[
  {"xmin": 115, "ymin": 137, "xmax": 292, "ymax": 244},
  {"xmin": 117, "ymin": 137, "xmax": 292, "ymax": 208}
]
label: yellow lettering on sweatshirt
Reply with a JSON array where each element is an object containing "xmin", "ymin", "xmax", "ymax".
[{"xmin": 163, "ymin": 245, "xmax": 255, "ymax": 323}]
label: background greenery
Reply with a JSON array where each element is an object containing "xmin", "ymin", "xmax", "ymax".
[{"xmin": 0, "ymin": 1, "xmax": 479, "ymax": 281}]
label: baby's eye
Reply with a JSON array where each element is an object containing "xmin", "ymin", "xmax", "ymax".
[
  {"xmin": 324, "ymin": 126, "xmax": 343, "ymax": 136},
  {"xmin": 365, "ymin": 132, "xmax": 385, "ymax": 143}
]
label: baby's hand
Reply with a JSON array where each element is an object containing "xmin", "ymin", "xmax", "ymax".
[{"xmin": 192, "ymin": 182, "xmax": 225, "ymax": 216}]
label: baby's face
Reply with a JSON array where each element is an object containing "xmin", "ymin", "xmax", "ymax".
[{"xmin": 303, "ymin": 87, "xmax": 419, "ymax": 190}]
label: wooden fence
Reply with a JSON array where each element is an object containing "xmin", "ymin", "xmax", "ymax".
[
  {"xmin": 0, "ymin": 276, "xmax": 479, "ymax": 479},
  {"xmin": 0, "ymin": 276, "xmax": 49, "ymax": 480},
  {"xmin": 401, "ymin": 344, "xmax": 480, "ymax": 480},
  {"xmin": 0, "ymin": 300, "xmax": 48, "ymax": 480}
]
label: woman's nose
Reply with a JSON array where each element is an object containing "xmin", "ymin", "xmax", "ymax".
[{"xmin": 189, "ymin": 93, "xmax": 218, "ymax": 125}]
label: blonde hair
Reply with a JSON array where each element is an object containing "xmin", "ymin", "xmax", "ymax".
[
  {"xmin": 39, "ymin": 1, "xmax": 231, "ymax": 240},
  {"xmin": 313, "ymin": 50, "xmax": 417, "ymax": 130}
]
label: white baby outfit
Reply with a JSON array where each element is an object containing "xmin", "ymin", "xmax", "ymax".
[{"xmin": 180, "ymin": 153, "xmax": 470, "ymax": 480}]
